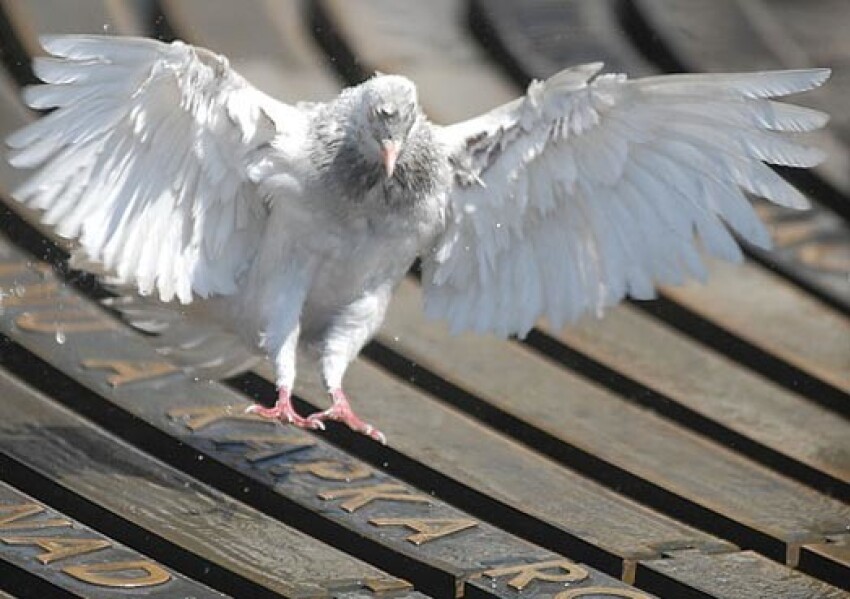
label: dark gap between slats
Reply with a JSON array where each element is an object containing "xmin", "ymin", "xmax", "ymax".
[{"xmin": 0, "ymin": 556, "xmax": 78, "ymax": 599}]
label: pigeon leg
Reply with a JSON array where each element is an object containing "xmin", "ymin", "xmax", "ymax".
[
  {"xmin": 246, "ymin": 387, "xmax": 325, "ymax": 430},
  {"xmin": 309, "ymin": 389, "xmax": 386, "ymax": 444}
]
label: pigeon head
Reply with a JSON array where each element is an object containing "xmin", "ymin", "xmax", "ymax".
[{"xmin": 359, "ymin": 75, "xmax": 420, "ymax": 178}]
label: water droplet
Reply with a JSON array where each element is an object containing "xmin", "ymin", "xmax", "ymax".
[{"xmin": 55, "ymin": 329, "xmax": 66, "ymax": 344}]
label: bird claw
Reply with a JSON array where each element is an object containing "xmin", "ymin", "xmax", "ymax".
[
  {"xmin": 245, "ymin": 388, "xmax": 384, "ymax": 442},
  {"xmin": 310, "ymin": 389, "xmax": 387, "ymax": 444},
  {"xmin": 246, "ymin": 389, "xmax": 325, "ymax": 431}
]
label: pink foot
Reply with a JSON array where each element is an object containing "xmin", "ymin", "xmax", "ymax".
[
  {"xmin": 246, "ymin": 387, "xmax": 325, "ymax": 431},
  {"xmin": 309, "ymin": 389, "xmax": 386, "ymax": 444}
]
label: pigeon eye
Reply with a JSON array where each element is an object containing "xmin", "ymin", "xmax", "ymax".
[{"xmin": 376, "ymin": 103, "xmax": 397, "ymax": 118}]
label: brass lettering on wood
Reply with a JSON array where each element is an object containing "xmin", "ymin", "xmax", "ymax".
[
  {"xmin": 0, "ymin": 504, "xmax": 71, "ymax": 531},
  {"xmin": 318, "ymin": 483, "xmax": 430, "ymax": 513},
  {"xmin": 167, "ymin": 405, "xmax": 268, "ymax": 431},
  {"xmin": 16, "ymin": 309, "xmax": 117, "ymax": 333},
  {"xmin": 0, "ymin": 536, "xmax": 111, "ymax": 564},
  {"xmin": 555, "ymin": 587, "xmax": 651, "ymax": 598},
  {"xmin": 290, "ymin": 460, "xmax": 373, "ymax": 481},
  {"xmin": 369, "ymin": 517, "xmax": 478, "ymax": 545},
  {"xmin": 63, "ymin": 559, "xmax": 171, "ymax": 588},
  {"xmin": 242, "ymin": 439, "xmax": 316, "ymax": 463},
  {"xmin": 212, "ymin": 433, "xmax": 315, "ymax": 463},
  {"xmin": 799, "ymin": 240, "xmax": 850, "ymax": 273},
  {"xmin": 483, "ymin": 559, "xmax": 589, "ymax": 591},
  {"xmin": 0, "ymin": 281, "xmax": 63, "ymax": 307},
  {"xmin": 81, "ymin": 359, "xmax": 179, "ymax": 387}
]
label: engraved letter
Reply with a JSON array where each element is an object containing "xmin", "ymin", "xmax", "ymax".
[
  {"xmin": 318, "ymin": 483, "xmax": 430, "ymax": 513},
  {"xmin": 369, "ymin": 517, "xmax": 478, "ymax": 545},
  {"xmin": 81, "ymin": 359, "xmax": 178, "ymax": 387},
  {"xmin": 1, "ymin": 536, "xmax": 111, "ymax": 564},
  {"xmin": 63, "ymin": 560, "xmax": 171, "ymax": 588},
  {"xmin": 0, "ymin": 504, "xmax": 71, "ymax": 531},
  {"xmin": 483, "ymin": 559, "xmax": 588, "ymax": 591}
]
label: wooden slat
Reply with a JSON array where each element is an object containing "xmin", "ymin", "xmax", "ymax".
[
  {"xmin": 558, "ymin": 304, "xmax": 850, "ymax": 491},
  {"xmin": 640, "ymin": 550, "xmax": 850, "ymax": 599},
  {"xmin": 0, "ymin": 369, "xmax": 412, "ymax": 597},
  {"xmin": 664, "ymin": 262, "xmax": 850, "ymax": 395},
  {"xmin": 0, "ymin": 478, "xmax": 227, "ymax": 599}
]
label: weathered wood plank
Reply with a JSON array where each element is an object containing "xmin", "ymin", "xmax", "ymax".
[
  {"xmin": 640, "ymin": 550, "xmax": 850, "ymax": 599},
  {"xmin": 557, "ymin": 305, "xmax": 850, "ymax": 492},
  {"xmin": 0, "ymin": 367, "xmax": 413, "ymax": 597},
  {"xmin": 664, "ymin": 262, "xmax": 850, "ymax": 395},
  {"xmin": 0, "ymin": 479, "xmax": 227, "ymax": 598}
]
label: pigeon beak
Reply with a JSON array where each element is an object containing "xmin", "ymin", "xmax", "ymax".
[{"xmin": 380, "ymin": 139, "xmax": 400, "ymax": 178}]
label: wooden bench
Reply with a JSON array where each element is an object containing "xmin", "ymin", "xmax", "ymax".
[{"xmin": 0, "ymin": 1, "xmax": 847, "ymax": 598}]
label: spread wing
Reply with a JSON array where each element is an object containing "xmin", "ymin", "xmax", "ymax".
[
  {"xmin": 424, "ymin": 64, "xmax": 830, "ymax": 337},
  {"xmin": 7, "ymin": 35, "xmax": 307, "ymax": 303}
]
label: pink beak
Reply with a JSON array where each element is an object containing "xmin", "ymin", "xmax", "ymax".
[{"xmin": 381, "ymin": 139, "xmax": 400, "ymax": 178}]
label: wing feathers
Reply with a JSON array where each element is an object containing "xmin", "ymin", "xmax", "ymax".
[
  {"xmin": 427, "ymin": 65, "xmax": 829, "ymax": 336},
  {"xmin": 8, "ymin": 35, "xmax": 297, "ymax": 303}
]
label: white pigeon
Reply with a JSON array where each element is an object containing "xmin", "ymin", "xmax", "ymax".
[{"xmin": 7, "ymin": 35, "xmax": 830, "ymax": 443}]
